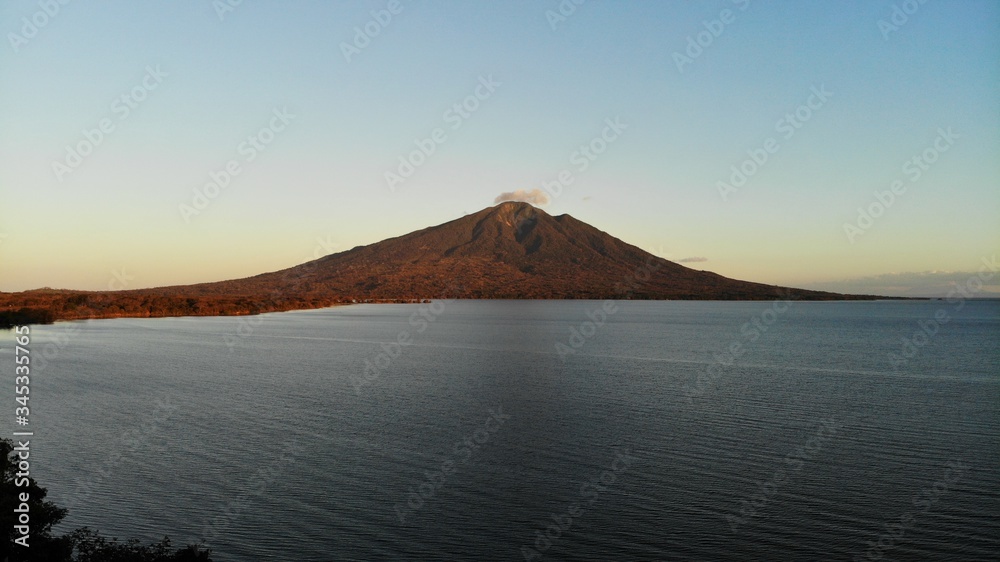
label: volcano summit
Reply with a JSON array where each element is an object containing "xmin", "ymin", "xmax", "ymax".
[{"xmin": 0, "ymin": 202, "xmax": 875, "ymax": 326}]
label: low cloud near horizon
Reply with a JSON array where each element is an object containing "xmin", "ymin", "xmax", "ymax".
[
  {"xmin": 494, "ymin": 189, "xmax": 550, "ymax": 206},
  {"xmin": 678, "ymin": 256, "xmax": 708, "ymax": 263},
  {"xmin": 803, "ymin": 268, "xmax": 1000, "ymax": 298}
]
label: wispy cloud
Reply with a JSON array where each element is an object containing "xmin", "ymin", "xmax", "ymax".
[
  {"xmin": 494, "ymin": 189, "xmax": 550, "ymax": 206},
  {"xmin": 678, "ymin": 256, "xmax": 708, "ymax": 263}
]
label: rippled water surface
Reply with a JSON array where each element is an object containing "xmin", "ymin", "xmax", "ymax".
[{"xmin": 11, "ymin": 300, "xmax": 999, "ymax": 560}]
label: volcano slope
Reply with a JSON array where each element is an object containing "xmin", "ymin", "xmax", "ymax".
[{"xmin": 0, "ymin": 201, "xmax": 877, "ymax": 326}]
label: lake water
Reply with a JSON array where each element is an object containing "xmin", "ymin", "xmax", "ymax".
[{"xmin": 7, "ymin": 300, "xmax": 999, "ymax": 560}]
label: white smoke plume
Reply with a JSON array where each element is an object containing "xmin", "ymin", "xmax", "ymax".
[{"xmin": 494, "ymin": 189, "xmax": 550, "ymax": 206}]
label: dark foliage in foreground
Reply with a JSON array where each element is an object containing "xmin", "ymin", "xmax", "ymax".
[
  {"xmin": 1, "ymin": 439, "xmax": 211, "ymax": 561},
  {"xmin": 68, "ymin": 529, "xmax": 210, "ymax": 562},
  {"xmin": 0, "ymin": 308, "xmax": 56, "ymax": 329}
]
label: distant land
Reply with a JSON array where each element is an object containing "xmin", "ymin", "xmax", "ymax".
[{"xmin": 0, "ymin": 202, "xmax": 888, "ymax": 327}]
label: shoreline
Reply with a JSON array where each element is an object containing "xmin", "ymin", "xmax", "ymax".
[{"xmin": 1, "ymin": 296, "xmax": 937, "ymax": 330}]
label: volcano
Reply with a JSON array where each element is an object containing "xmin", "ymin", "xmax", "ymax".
[
  {"xmin": 178, "ymin": 201, "xmax": 854, "ymax": 301},
  {"xmin": 0, "ymin": 202, "xmax": 875, "ymax": 326}
]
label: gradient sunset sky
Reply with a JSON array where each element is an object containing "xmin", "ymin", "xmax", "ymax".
[{"xmin": 1, "ymin": 0, "xmax": 997, "ymax": 297}]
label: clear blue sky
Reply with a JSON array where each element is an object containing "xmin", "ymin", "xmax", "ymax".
[{"xmin": 1, "ymin": 0, "xmax": 997, "ymax": 297}]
